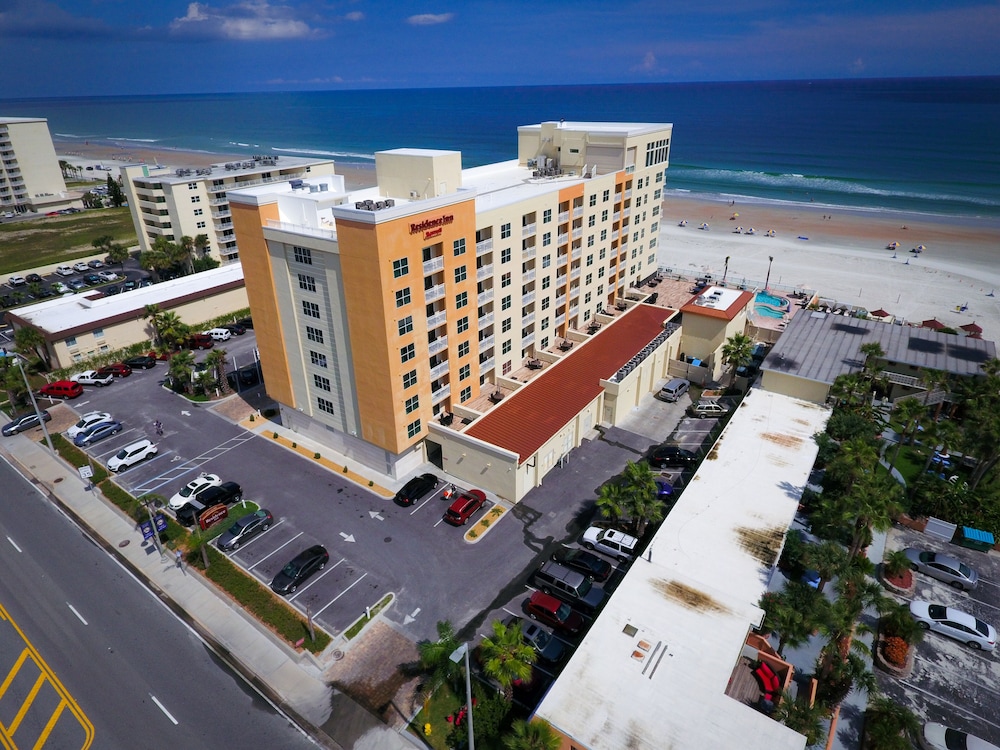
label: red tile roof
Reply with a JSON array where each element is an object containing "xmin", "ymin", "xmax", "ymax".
[{"xmin": 465, "ymin": 305, "xmax": 675, "ymax": 463}]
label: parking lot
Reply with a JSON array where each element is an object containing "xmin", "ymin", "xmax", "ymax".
[
  {"xmin": 878, "ymin": 524, "xmax": 1000, "ymax": 743},
  {"xmin": 47, "ymin": 352, "xmax": 728, "ymax": 705}
]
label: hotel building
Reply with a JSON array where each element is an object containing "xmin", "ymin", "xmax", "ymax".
[
  {"xmin": 121, "ymin": 156, "xmax": 337, "ymax": 263},
  {"xmin": 228, "ymin": 121, "xmax": 675, "ymax": 497},
  {"xmin": 0, "ymin": 117, "xmax": 79, "ymax": 215}
]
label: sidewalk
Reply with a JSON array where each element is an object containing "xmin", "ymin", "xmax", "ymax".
[{"xmin": 0, "ymin": 435, "xmax": 416, "ymax": 750}]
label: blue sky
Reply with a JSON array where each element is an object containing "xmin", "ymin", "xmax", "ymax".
[{"xmin": 2, "ymin": 0, "xmax": 998, "ymax": 98}]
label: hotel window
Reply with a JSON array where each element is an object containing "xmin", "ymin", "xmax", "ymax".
[
  {"xmin": 587, "ymin": 235, "xmax": 594, "ymax": 247},
  {"xmin": 501, "ymin": 295, "xmax": 511, "ymax": 311},
  {"xmin": 541, "ymin": 317, "xmax": 549, "ymax": 330},
  {"xmin": 65, "ymin": 335, "xmax": 77, "ymax": 348},
  {"xmin": 501, "ymin": 222, "xmax": 511, "ymax": 239},
  {"xmin": 589, "ymin": 194, "xmax": 597, "ymax": 207},
  {"xmin": 501, "ymin": 247, "xmax": 511, "ymax": 264},
  {"xmin": 456, "ymin": 291, "xmax": 468, "ymax": 309},
  {"xmin": 542, "ymin": 276, "xmax": 550, "ymax": 290},
  {"xmin": 310, "ymin": 351, "xmax": 327, "ymax": 368},
  {"xmin": 403, "ymin": 369, "xmax": 417, "ymax": 388},
  {"xmin": 585, "ymin": 292, "xmax": 592, "ymax": 304},
  {"xmin": 501, "ymin": 272, "xmax": 511, "ymax": 288},
  {"xmin": 503, "ymin": 361, "xmax": 512, "ymax": 375},
  {"xmin": 502, "ymin": 318, "xmax": 512, "ymax": 333},
  {"xmin": 306, "ymin": 326, "xmax": 324, "ymax": 343},
  {"xmin": 193, "ymin": 208, "xmax": 203, "ymax": 216},
  {"xmin": 652, "ymin": 205, "xmax": 660, "ymax": 217},
  {"xmin": 314, "ymin": 374, "xmax": 331, "ymax": 391},
  {"xmin": 542, "ymin": 232, "xmax": 551, "ymax": 247},
  {"xmin": 458, "ymin": 341, "xmax": 470, "ymax": 357},
  {"xmin": 457, "ymin": 316, "xmax": 469, "ymax": 334},
  {"xmin": 460, "ymin": 386, "xmax": 472, "ymax": 402},
  {"xmin": 648, "ymin": 253, "xmax": 656, "ymax": 264},
  {"xmin": 633, "ymin": 232, "xmax": 640, "ymax": 244},
  {"xmin": 191, "ymin": 196, "xmax": 201, "ymax": 203},
  {"xmin": 393, "ymin": 258, "xmax": 409, "ymax": 278},
  {"xmin": 600, "ymin": 229, "xmax": 608, "ymax": 241},
  {"xmin": 543, "ymin": 209, "xmax": 552, "ymax": 223},
  {"xmin": 299, "ymin": 274, "xmax": 316, "ymax": 292},
  {"xmin": 401, "ymin": 343, "xmax": 415, "ymax": 363},
  {"xmin": 541, "ymin": 297, "xmax": 550, "ymax": 310},
  {"xmin": 396, "ymin": 287, "xmax": 411, "ymax": 307},
  {"xmin": 656, "ymin": 170, "xmax": 664, "ymax": 183},
  {"xmin": 588, "ymin": 215, "xmax": 596, "ymax": 227},
  {"xmin": 93, "ymin": 328, "xmax": 104, "ymax": 339},
  {"xmin": 598, "ymin": 267, "xmax": 605, "ymax": 279},
  {"xmin": 651, "ymin": 222, "xmax": 659, "ymax": 233},
  {"xmin": 631, "ymin": 248, "xmax": 639, "ymax": 259},
  {"xmin": 453, "ymin": 238, "xmax": 466, "ymax": 256},
  {"xmin": 600, "ymin": 247, "xmax": 607, "ymax": 260},
  {"xmin": 455, "ymin": 266, "xmax": 467, "ymax": 283},
  {"xmin": 188, "ymin": 182, "xmax": 198, "ymax": 190},
  {"xmin": 196, "ymin": 221, "xmax": 206, "ymax": 229},
  {"xmin": 601, "ymin": 210, "xmax": 609, "ymax": 222},
  {"xmin": 598, "ymin": 284, "xmax": 604, "ymax": 295},
  {"xmin": 650, "ymin": 237, "xmax": 657, "ymax": 249},
  {"xmin": 406, "ymin": 419, "xmax": 421, "ymax": 439},
  {"xmin": 398, "ymin": 316, "xmax": 413, "ymax": 335},
  {"xmin": 318, "ymin": 398, "xmax": 335, "ymax": 415},
  {"xmin": 405, "ymin": 395, "xmax": 419, "ymax": 414},
  {"xmin": 293, "ymin": 246, "xmax": 312, "ymax": 265},
  {"xmin": 302, "ymin": 301, "xmax": 320, "ymax": 318},
  {"xmin": 654, "ymin": 188, "xmax": 662, "ymax": 200},
  {"xmin": 542, "ymin": 255, "xmax": 551, "ymax": 268},
  {"xmin": 503, "ymin": 340, "xmax": 512, "ymax": 354},
  {"xmin": 603, "ymin": 190, "xmax": 610, "ymax": 202},
  {"xmin": 586, "ymin": 254, "xmax": 594, "ymax": 267},
  {"xmin": 586, "ymin": 273, "xmax": 593, "ymax": 285},
  {"xmin": 459, "ymin": 364, "xmax": 471, "ymax": 380}
]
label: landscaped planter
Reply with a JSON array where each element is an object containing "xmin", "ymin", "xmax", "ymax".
[
  {"xmin": 874, "ymin": 633, "xmax": 914, "ymax": 679},
  {"xmin": 879, "ymin": 565, "xmax": 915, "ymax": 596}
]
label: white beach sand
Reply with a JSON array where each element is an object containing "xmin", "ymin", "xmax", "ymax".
[{"xmin": 658, "ymin": 195, "xmax": 1000, "ymax": 343}]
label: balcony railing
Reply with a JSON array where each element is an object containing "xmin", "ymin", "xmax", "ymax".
[
  {"xmin": 523, "ymin": 246, "xmax": 536, "ymax": 260},
  {"xmin": 429, "ymin": 361, "xmax": 450, "ymax": 380},
  {"xmin": 523, "ymin": 269, "xmax": 536, "ymax": 283},
  {"xmin": 476, "ymin": 237, "xmax": 494, "ymax": 255},
  {"xmin": 423, "ymin": 256, "xmax": 445, "ymax": 275},
  {"xmin": 558, "ymin": 211, "xmax": 569, "ymax": 222},
  {"xmin": 477, "ymin": 264, "xmax": 494, "ymax": 281},
  {"xmin": 573, "ymin": 206, "xmax": 583, "ymax": 218},
  {"xmin": 522, "ymin": 222, "xmax": 536, "ymax": 237},
  {"xmin": 427, "ymin": 310, "xmax": 447, "ymax": 329},
  {"xmin": 425, "ymin": 283, "xmax": 445, "ymax": 303},
  {"xmin": 428, "ymin": 336, "xmax": 449, "ymax": 356},
  {"xmin": 479, "ymin": 335, "xmax": 495, "ymax": 350},
  {"xmin": 522, "ymin": 291, "xmax": 536, "ymax": 306},
  {"xmin": 480, "ymin": 357, "xmax": 495, "ymax": 372},
  {"xmin": 477, "ymin": 289, "xmax": 493, "ymax": 306},
  {"xmin": 521, "ymin": 333, "xmax": 535, "ymax": 349},
  {"xmin": 432, "ymin": 384, "xmax": 451, "ymax": 404}
]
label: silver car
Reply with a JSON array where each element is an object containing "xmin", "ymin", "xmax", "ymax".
[
  {"xmin": 904, "ymin": 548, "xmax": 979, "ymax": 590},
  {"xmin": 920, "ymin": 721, "xmax": 999, "ymax": 750},
  {"xmin": 909, "ymin": 600, "xmax": 996, "ymax": 651}
]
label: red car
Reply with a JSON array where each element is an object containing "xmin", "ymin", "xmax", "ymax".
[
  {"xmin": 523, "ymin": 591, "xmax": 584, "ymax": 636},
  {"xmin": 443, "ymin": 489, "xmax": 487, "ymax": 526},
  {"xmin": 97, "ymin": 363, "xmax": 132, "ymax": 378},
  {"xmin": 39, "ymin": 380, "xmax": 84, "ymax": 399}
]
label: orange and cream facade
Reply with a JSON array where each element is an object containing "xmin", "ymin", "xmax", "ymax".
[{"xmin": 229, "ymin": 122, "xmax": 672, "ymax": 479}]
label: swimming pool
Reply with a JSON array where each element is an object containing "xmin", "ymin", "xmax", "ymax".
[{"xmin": 754, "ymin": 291, "xmax": 790, "ymax": 319}]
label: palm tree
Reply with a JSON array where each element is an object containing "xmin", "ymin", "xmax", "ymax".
[
  {"xmin": 167, "ymin": 350, "xmax": 195, "ymax": 393},
  {"xmin": 759, "ymin": 582, "xmax": 828, "ymax": 657},
  {"xmin": 803, "ymin": 540, "xmax": 850, "ymax": 593},
  {"xmin": 204, "ymin": 348, "xmax": 228, "ymax": 391},
  {"xmin": 863, "ymin": 694, "xmax": 920, "ymax": 750},
  {"xmin": 158, "ymin": 311, "xmax": 189, "ymax": 351},
  {"xmin": 772, "ymin": 691, "xmax": 827, "ymax": 747},
  {"xmin": 843, "ymin": 472, "xmax": 904, "ymax": 559},
  {"xmin": 504, "ymin": 718, "xmax": 561, "ymax": 750},
  {"xmin": 14, "ymin": 326, "xmax": 51, "ymax": 370},
  {"xmin": 0, "ymin": 357, "xmax": 27, "ymax": 410},
  {"xmin": 143, "ymin": 304, "xmax": 167, "ymax": 347},
  {"xmin": 619, "ymin": 460, "xmax": 665, "ymax": 536},
  {"xmin": 721, "ymin": 332, "xmax": 755, "ymax": 385},
  {"xmin": 193, "ymin": 233, "xmax": 211, "ymax": 259},
  {"xmin": 417, "ymin": 620, "xmax": 463, "ymax": 697},
  {"xmin": 479, "ymin": 618, "xmax": 536, "ymax": 700},
  {"xmin": 596, "ymin": 480, "xmax": 627, "ymax": 528},
  {"xmin": 889, "ymin": 397, "xmax": 926, "ymax": 469},
  {"xmin": 958, "ymin": 358, "xmax": 1000, "ymax": 489},
  {"xmin": 830, "ymin": 372, "xmax": 867, "ymax": 409},
  {"xmin": 177, "ymin": 235, "xmax": 195, "ymax": 275}
]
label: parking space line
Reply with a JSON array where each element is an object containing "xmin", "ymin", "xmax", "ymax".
[
  {"xmin": 130, "ymin": 434, "xmax": 257, "ymax": 495},
  {"xmin": 247, "ymin": 531, "xmax": 303, "ymax": 571},
  {"xmin": 409, "ymin": 492, "xmax": 440, "ymax": 515},
  {"xmin": 223, "ymin": 519, "xmax": 284, "ymax": 557},
  {"xmin": 288, "ymin": 558, "xmax": 344, "ymax": 602},
  {"xmin": 312, "ymin": 572, "xmax": 369, "ymax": 618},
  {"xmin": 899, "ymin": 676, "xmax": 1000, "ymax": 731}
]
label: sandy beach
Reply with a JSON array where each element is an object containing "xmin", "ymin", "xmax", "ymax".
[
  {"xmin": 54, "ymin": 141, "xmax": 1000, "ymax": 344},
  {"xmin": 658, "ymin": 194, "xmax": 1000, "ymax": 343}
]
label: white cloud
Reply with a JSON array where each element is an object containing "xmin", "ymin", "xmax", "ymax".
[
  {"xmin": 406, "ymin": 13, "xmax": 454, "ymax": 26},
  {"xmin": 170, "ymin": 1, "xmax": 323, "ymax": 40},
  {"xmin": 632, "ymin": 51, "xmax": 658, "ymax": 73},
  {"xmin": 344, "ymin": 11, "xmax": 364, "ymax": 22}
]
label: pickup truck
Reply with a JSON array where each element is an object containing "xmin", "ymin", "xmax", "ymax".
[{"xmin": 70, "ymin": 370, "xmax": 114, "ymax": 387}]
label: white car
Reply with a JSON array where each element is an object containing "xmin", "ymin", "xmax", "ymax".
[
  {"xmin": 920, "ymin": 722, "xmax": 999, "ymax": 750},
  {"xmin": 581, "ymin": 526, "xmax": 640, "ymax": 562},
  {"xmin": 66, "ymin": 411, "xmax": 113, "ymax": 439},
  {"xmin": 73, "ymin": 262, "xmax": 90, "ymax": 273},
  {"xmin": 107, "ymin": 439, "xmax": 157, "ymax": 472},
  {"xmin": 70, "ymin": 370, "xmax": 114, "ymax": 387},
  {"xmin": 168, "ymin": 472, "xmax": 222, "ymax": 510},
  {"xmin": 909, "ymin": 600, "xmax": 997, "ymax": 651},
  {"xmin": 55, "ymin": 265, "xmax": 75, "ymax": 276},
  {"xmin": 97, "ymin": 270, "xmax": 119, "ymax": 282},
  {"xmin": 7, "ymin": 275, "xmax": 26, "ymax": 287}
]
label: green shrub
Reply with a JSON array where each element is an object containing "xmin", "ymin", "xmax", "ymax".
[
  {"xmin": 50, "ymin": 434, "xmax": 109, "ymax": 484},
  {"xmin": 313, "ymin": 452, "xmax": 320, "ymax": 459}
]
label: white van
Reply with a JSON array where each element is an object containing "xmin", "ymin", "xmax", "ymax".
[
  {"xmin": 203, "ymin": 327, "xmax": 232, "ymax": 342},
  {"xmin": 657, "ymin": 378, "xmax": 690, "ymax": 402}
]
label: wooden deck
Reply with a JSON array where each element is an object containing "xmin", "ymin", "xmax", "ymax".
[{"xmin": 725, "ymin": 656, "xmax": 766, "ymax": 707}]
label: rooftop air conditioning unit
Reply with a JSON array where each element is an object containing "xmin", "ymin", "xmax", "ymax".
[{"xmin": 409, "ymin": 190, "xmax": 419, "ymax": 199}]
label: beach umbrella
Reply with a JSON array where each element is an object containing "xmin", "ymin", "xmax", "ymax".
[
  {"xmin": 961, "ymin": 322, "xmax": 983, "ymax": 334},
  {"xmin": 731, "ymin": 212, "xmax": 739, "ymax": 219},
  {"xmin": 887, "ymin": 241, "xmax": 900, "ymax": 249},
  {"xmin": 733, "ymin": 225, "xmax": 743, "ymax": 233},
  {"xmin": 916, "ymin": 244, "xmax": 927, "ymax": 251},
  {"xmin": 921, "ymin": 318, "xmax": 945, "ymax": 330}
]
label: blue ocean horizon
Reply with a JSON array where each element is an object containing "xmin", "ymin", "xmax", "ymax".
[{"xmin": 3, "ymin": 77, "xmax": 998, "ymax": 219}]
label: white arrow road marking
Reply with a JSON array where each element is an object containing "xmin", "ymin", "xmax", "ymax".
[
  {"xmin": 369, "ymin": 511, "xmax": 384, "ymax": 521},
  {"xmin": 339, "ymin": 532, "xmax": 356, "ymax": 543},
  {"xmin": 181, "ymin": 410, "xmax": 191, "ymax": 416},
  {"xmin": 404, "ymin": 607, "xmax": 421, "ymax": 625}
]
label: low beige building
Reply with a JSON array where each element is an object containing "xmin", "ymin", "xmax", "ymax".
[
  {"xmin": 677, "ymin": 285, "xmax": 753, "ymax": 382},
  {"xmin": 5, "ymin": 265, "xmax": 247, "ymax": 369}
]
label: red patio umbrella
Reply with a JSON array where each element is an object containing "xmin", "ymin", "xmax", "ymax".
[
  {"xmin": 870, "ymin": 308, "xmax": 891, "ymax": 318},
  {"xmin": 921, "ymin": 318, "xmax": 945, "ymax": 330},
  {"xmin": 960, "ymin": 322, "xmax": 983, "ymax": 334}
]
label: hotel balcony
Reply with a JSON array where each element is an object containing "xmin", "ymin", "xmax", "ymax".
[
  {"xmin": 523, "ymin": 269, "xmax": 536, "ymax": 283},
  {"xmin": 428, "ymin": 336, "xmax": 449, "ymax": 356},
  {"xmin": 432, "ymin": 383, "xmax": 451, "ymax": 404},
  {"xmin": 429, "ymin": 361, "xmax": 450, "ymax": 380},
  {"xmin": 480, "ymin": 357, "xmax": 495, "ymax": 373},
  {"xmin": 477, "ymin": 264, "xmax": 494, "ymax": 281},
  {"xmin": 211, "ymin": 208, "xmax": 231, "ymax": 219},
  {"xmin": 522, "ymin": 291, "xmax": 536, "ymax": 306},
  {"xmin": 477, "ymin": 289, "xmax": 493, "ymax": 306},
  {"xmin": 556, "ymin": 294, "xmax": 567, "ymax": 307},
  {"xmin": 573, "ymin": 205, "xmax": 583, "ymax": 218},
  {"xmin": 476, "ymin": 238, "xmax": 493, "ymax": 255},
  {"xmin": 572, "ymin": 227, "xmax": 583, "ymax": 240},
  {"xmin": 522, "ymin": 222, "xmax": 536, "ymax": 237},
  {"xmin": 522, "ymin": 311, "xmax": 536, "ymax": 326},
  {"xmin": 557, "ymin": 254, "xmax": 568, "ymax": 268},
  {"xmin": 556, "ymin": 275, "xmax": 567, "ymax": 287},
  {"xmin": 558, "ymin": 211, "xmax": 569, "ymax": 222},
  {"xmin": 555, "ymin": 313, "xmax": 566, "ymax": 326},
  {"xmin": 570, "ymin": 267, "xmax": 581, "ymax": 280},
  {"xmin": 478, "ymin": 311, "xmax": 494, "ymax": 328},
  {"xmin": 523, "ymin": 246, "xmax": 536, "ymax": 260},
  {"xmin": 427, "ymin": 310, "xmax": 447, "ymax": 329},
  {"xmin": 425, "ymin": 283, "xmax": 446, "ymax": 303},
  {"xmin": 557, "ymin": 233, "xmax": 569, "ymax": 245},
  {"xmin": 521, "ymin": 333, "xmax": 535, "ymax": 349},
  {"xmin": 209, "ymin": 196, "xmax": 229, "ymax": 206},
  {"xmin": 614, "ymin": 211, "xmax": 621, "ymax": 222},
  {"xmin": 571, "ymin": 247, "xmax": 581, "ymax": 261},
  {"xmin": 479, "ymin": 335, "xmax": 495, "ymax": 350},
  {"xmin": 423, "ymin": 256, "xmax": 445, "ymax": 275},
  {"xmin": 624, "ymin": 188, "xmax": 632, "ymax": 199}
]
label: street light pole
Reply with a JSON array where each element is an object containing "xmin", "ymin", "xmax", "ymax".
[
  {"xmin": 765, "ymin": 255, "xmax": 774, "ymax": 291},
  {"xmin": 450, "ymin": 643, "xmax": 474, "ymax": 750},
  {"xmin": 14, "ymin": 356, "xmax": 54, "ymax": 453}
]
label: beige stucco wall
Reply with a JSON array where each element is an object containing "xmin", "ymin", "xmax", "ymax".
[
  {"xmin": 375, "ymin": 150, "xmax": 463, "ymax": 201},
  {"xmin": 679, "ymin": 309, "xmax": 749, "ymax": 381},
  {"xmin": 760, "ymin": 370, "xmax": 831, "ymax": 404}
]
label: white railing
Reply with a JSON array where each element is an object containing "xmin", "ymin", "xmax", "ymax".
[
  {"xmin": 477, "ymin": 289, "xmax": 493, "ymax": 306},
  {"xmin": 425, "ymin": 283, "xmax": 445, "ymax": 303},
  {"xmin": 522, "ymin": 333, "xmax": 534, "ymax": 349},
  {"xmin": 480, "ymin": 357, "xmax": 495, "ymax": 372},
  {"xmin": 479, "ymin": 335, "xmax": 494, "ymax": 350},
  {"xmin": 523, "ymin": 269, "xmax": 536, "ymax": 283},
  {"xmin": 476, "ymin": 238, "xmax": 493, "ymax": 255},
  {"xmin": 523, "ymin": 246, "xmax": 536, "ymax": 260},
  {"xmin": 264, "ymin": 219, "xmax": 335, "ymax": 239},
  {"xmin": 428, "ymin": 336, "xmax": 448, "ymax": 356},
  {"xmin": 522, "ymin": 291, "xmax": 536, "ymax": 306},
  {"xmin": 429, "ymin": 361, "xmax": 450, "ymax": 380},
  {"xmin": 423, "ymin": 256, "xmax": 444, "ymax": 275},
  {"xmin": 427, "ymin": 310, "xmax": 447, "ymax": 329},
  {"xmin": 432, "ymin": 384, "xmax": 451, "ymax": 404},
  {"xmin": 478, "ymin": 312, "xmax": 494, "ymax": 328},
  {"xmin": 477, "ymin": 264, "xmax": 494, "ymax": 281},
  {"xmin": 558, "ymin": 211, "xmax": 569, "ymax": 222},
  {"xmin": 522, "ymin": 222, "xmax": 536, "ymax": 237}
]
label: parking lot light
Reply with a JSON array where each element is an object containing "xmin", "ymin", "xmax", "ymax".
[
  {"xmin": 449, "ymin": 643, "xmax": 474, "ymax": 750},
  {"xmin": 14, "ymin": 356, "xmax": 54, "ymax": 454}
]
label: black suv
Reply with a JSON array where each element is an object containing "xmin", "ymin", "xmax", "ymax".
[
  {"xmin": 649, "ymin": 445, "xmax": 699, "ymax": 468},
  {"xmin": 197, "ymin": 481, "xmax": 243, "ymax": 507}
]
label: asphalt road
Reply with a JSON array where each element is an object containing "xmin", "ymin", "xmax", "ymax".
[{"xmin": 0, "ymin": 457, "xmax": 317, "ymax": 750}]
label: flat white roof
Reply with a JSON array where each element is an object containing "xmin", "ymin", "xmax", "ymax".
[
  {"xmin": 12, "ymin": 264, "xmax": 244, "ymax": 335},
  {"xmin": 535, "ymin": 389, "xmax": 830, "ymax": 750},
  {"xmin": 519, "ymin": 121, "xmax": 674, "ymax": 136},
  {"xmin": 690, "ymin": 285, "xmax": 747, "ymax": 313},
  {"xmin": 130, "ymin": 156, "xmax": 333, "ymax": 186}
]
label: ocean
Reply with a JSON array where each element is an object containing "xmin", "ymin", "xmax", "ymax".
[{"xmin": 3, "ymin": 77, "xmax": 999, "ymax": 219}]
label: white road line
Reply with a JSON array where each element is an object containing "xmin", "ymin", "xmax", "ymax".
[
  {"xmin": 899, "ymin": 676, "xmax": 1000, "ymax": 731},
  {"xmin": 67, "ymin": 603, "xmax": 88, "ymax": 625},
  {"xmin": 313, "ymin": 572, "xmax": 368, "ymax": 617},
  {"xmin": 247, "ymin": 531, "xmax": 303, "ymax": 571},
  {"xmin": 409, "ymin": 493, "xmax": 439, "ymax": 515},
  {"xmin": 6, "ymin": 536, "xmax": 21, "ymax": 552},
  {"xmin": 288, "ymin": 558, "xmax": 344, "ymax": 602},
  {"xmin": 149, "ymin": 694, "xmax": 179, "ymax": 725},
  {"xmin": 224, "ymin": 519, "xmax": 284, "ymax": 557}
]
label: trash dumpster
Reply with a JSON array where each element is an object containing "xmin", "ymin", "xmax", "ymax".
[{"xmin": 955, "ymin": 526, "xmax": 995, "ymax": 553}]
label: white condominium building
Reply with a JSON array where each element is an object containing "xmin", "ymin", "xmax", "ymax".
[
  {"xmin": 0, "ymin": 117, "xmax": 78, "ymax": 215},
  {"xmin": 121, "ymin": 156, "xmax": 338, "ymax": 262}
]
